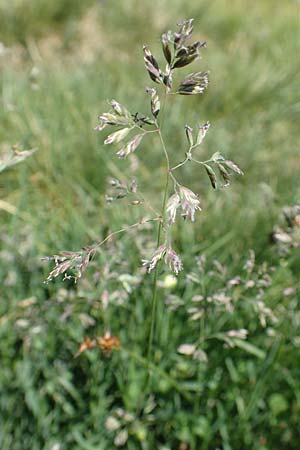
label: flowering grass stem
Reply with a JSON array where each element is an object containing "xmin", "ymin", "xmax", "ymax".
[{"xmin": 146, "ymin": 91, "xmax": 170, "ymax": 374}]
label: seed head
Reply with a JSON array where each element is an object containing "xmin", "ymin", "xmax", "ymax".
[
  {"xmin": 177, "ymin": 71, "xmax": 209, "ymax": 95},
  {"xmin": 146, "ymin": 87, "xmax": 160, "ymax": 118},
  {"xmin": 143, "ymin": 46, "xmax": 162, "ymax": 84},
  {"xmin": 185, "ymin": 125, "xmax": 194, "ymax": 146},
  {"xmin": 165, "ymin": 247, "xmax": 183, "ymax": 275},
  {"xmin": 142, "ymin": 244, "xmax": 167, "ymax": 273},
  {"xmin": 196, "ymin": 121, "xmax": 210, "ymax": 145},
  {"xmin": 179, "ymin": 186, "xmax": 201, "ymax": 221},
  {"xmin": 166, "ymin": 193, "xmax": 181, "ymax": 224},
  {"xmin": 104, "ymin": 127, "xmax": 131, "ymax": 145},
  {"xmin": 142, "ymin": 244, "xmax": 183, "ymax": 275},
  {"xmin": 116, "ymin": 133, "xmax": 144, "ymax": 158}
]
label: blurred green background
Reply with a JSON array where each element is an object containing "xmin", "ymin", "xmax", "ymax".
[{"xmin": 1, "ymin": 0, "xmax": 300, "ymax": 449}]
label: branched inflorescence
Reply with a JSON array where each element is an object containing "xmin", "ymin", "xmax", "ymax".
[{"xmin": 45, "ymin": 18, "xmax": 243, "ymax": 282}]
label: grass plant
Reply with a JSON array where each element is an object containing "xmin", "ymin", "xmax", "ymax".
[{"xmin": 1, "ymin": 1, "xmax": 300, "ymax": 449}]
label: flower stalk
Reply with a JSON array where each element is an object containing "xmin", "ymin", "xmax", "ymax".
[{"xmin": 44, "ymin": 19, "xmax": 244, "ymax": 383}]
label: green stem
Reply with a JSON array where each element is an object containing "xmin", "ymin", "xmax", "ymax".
[
  {"xmin": 147, "ymin": 172, "xmax": 170, "ymax": 363},
  {"xmin": 146, "ymin": 91, "xmax": 170, "ymax": 367}
]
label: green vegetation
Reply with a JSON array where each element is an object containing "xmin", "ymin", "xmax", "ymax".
[{"xmin": 1, "ymin": 1, "xmax": 300, "ymax": 449}]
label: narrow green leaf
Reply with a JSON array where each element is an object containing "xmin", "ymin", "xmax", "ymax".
[{"xmin": 232, "ymin": 338, "xmax": 266, "ymax": 359}]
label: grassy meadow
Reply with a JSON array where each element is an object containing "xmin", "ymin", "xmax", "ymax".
[{"xmin": 1, "ymin": 0, "xmax": 300, "ymax": 449}]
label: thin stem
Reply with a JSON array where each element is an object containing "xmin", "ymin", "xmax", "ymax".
[
  {"xmin": 169, "ymin": 170, "xmax": 179, "ymax": 187},
  {"xmin": 157, "ymin": 128, "xmax": 170, "ymax": 170},
  {"xmin": 171, "ymin": 156, "xmax": 189, "ymax": 172},
  {"xmin": 192, "ymin": 157, "xmax": 213, "ymax": 166},
  {"xmin": 147, "ymin": 173, "xmax": 169, "ymax": 362},
  {"xmin": 147, "ymin": 91, "xmax": 170, "ymax": 364},
  {"xmin": 134, "ymin": 125, "xmax": 160, "ymax": 135},
  {"xmin": 170, "ymin": 156, "xmax": 214, "ymax": 176},
  {"xmin": 171, "ymin": 148, "xmax": 213, "ymax": 172},
  {"xmin": 156, "ymin": 121, "xmax": 178, "ymax": 188},
  {"xmin": 93, "ymin": 217, "xmax": 160, "ymax": 250}
]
